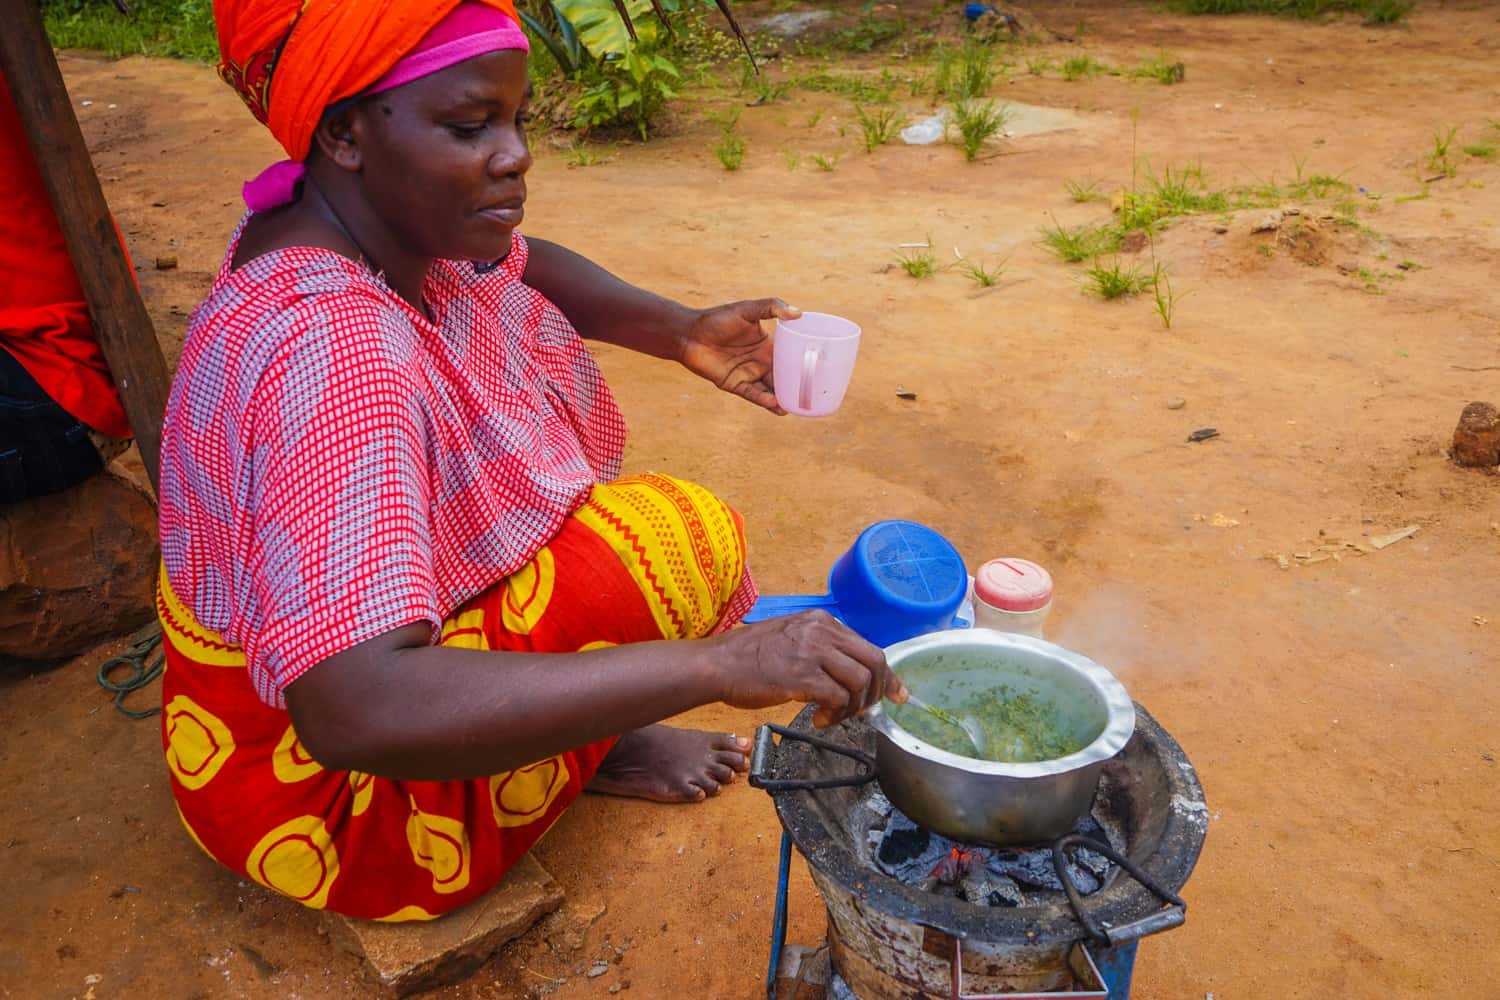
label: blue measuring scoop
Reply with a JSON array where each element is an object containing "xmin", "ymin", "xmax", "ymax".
[{"xmin": 742, "ymin": 520, "xmax": 969, "ymax": 647}]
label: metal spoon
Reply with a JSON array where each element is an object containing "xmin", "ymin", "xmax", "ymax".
[{"xmin": 902, "ymin": 693, "xmax": 989, "ymax": 758}]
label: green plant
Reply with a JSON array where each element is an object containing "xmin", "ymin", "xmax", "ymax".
[
  {"xmin": 854, "ymin": 104, "xmax": 905, "ymax": 153},
  {"xmin": 572, "ymin": 42, "xmax": 681, "ymax": 140},
  {"xmin": 783, "ymin": 151, "xmax": 802, "ymax": 170},
  {"xmin": 1082, "ymin": 259, "xmax": 1149, "ymax": 299},
  {"xmin": 41, "ymin": 0, "xmax": 219, "ymax": 61},
  {"xmin": 1065, "ymin": 178, "xmax": 1106, "ymax": 203},
  {"xmin": 955, "ymin": 254, "xmax": 1007, "ymax": 287},
  {"xmin": 562, "ymin": 141, "xmax": 614, "ymax": 167},
  {"xmin": 1463, "ymin": 141, "xmax": 1497, "ymax": 160},
  {"xmin": 1163, "ymin": 0, "xmax": 1411, "ymax": 23},
  {"xmin": 714, "ymin": 133, "xmax": 746, "ymax": 170},
  {"xmin": 951, "ymin": 99, "xmax": 1010, "ymax": 161},
  {"xmin": 896, "ymin": 248, "xmax": 939, "ymax": 279},
  {"xmin": 1025, "ymin": 54, "xmax": 1055, "ymax": 76},
  {"xmin": 705, "ymin": 107, "xmax": 743, "ymax": 132},
  {"xmin": 1132, "ymin": 55, "xmax": 1186, "ymax": 84},
  {"xmin": 793, "ymin": 72, "xmax": 893, "ymax": 104},
  {"xmin": 1061, "ymin": 55, "xmax": 1105, "ymax": 81},
  {"xmin": 1428, "ymin": 125, "xmax": 1459, "ymax": 176},
  {"xmin": 740, "ymin": 63, "xmax": 790, "ymax": 104},
  {"xmin": 812, "ymin": 153, "xmax": 840, "ymax": 172},
  {"xmin": 805, "ymin": 109, "xmax": 824, "ymax": 129},
  {"xmin": 1362, "ymin": 0, "xmax": 1414, "ymax": 24},
  {"xmin": 935, "ymin": 41, "xmax": 999, "ymax": 102},
  {"xmin": 1041, "ymin": 220, "xmax": 1121, "ymax": 262},
  {"xmin": 831, "ymin": 14, "xmax": 905, "ymax": 53}
]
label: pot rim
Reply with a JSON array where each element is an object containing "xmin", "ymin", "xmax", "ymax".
[{"xmin": 867, "ymin": 628, "xmax": 1136, "ymax": 777}]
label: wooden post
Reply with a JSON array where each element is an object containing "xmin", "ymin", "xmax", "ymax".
[{"xmin": 0, "ymin": 1, "xmax": 171, "ymax": 494}]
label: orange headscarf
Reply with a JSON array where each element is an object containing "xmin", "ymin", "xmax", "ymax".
[{"xmin": 214, "ymin": 0, "xmax": 519, "ymax": 163}]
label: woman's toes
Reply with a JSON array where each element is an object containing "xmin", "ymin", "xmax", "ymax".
[
  {"xmin": 708, "ymin": 762, "xmax": 736, "ymax": 784},
  {"xmin": 716, "ymin": 749, "xmax": 749, "ymax": 771}
]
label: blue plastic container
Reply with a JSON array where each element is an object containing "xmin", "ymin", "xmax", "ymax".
[{"xmin": 743, "ymin": 520, "xmax": 968, "ymax": 647}]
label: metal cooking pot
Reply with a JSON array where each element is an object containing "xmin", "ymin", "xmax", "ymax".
[{"xmin": 866, "ymin": 629, "xmax": 1135, "ymax": 845}]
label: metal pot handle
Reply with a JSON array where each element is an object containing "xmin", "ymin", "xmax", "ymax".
[
  {"xmin": 1052, "ymin": 834, "xmax": 1187, "ymax": 948},
  {"xmin": 748, "ymin": 723, "xmax": 879, "ymax": 792}
]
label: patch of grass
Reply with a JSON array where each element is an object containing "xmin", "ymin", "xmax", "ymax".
[
  {"xmin": 951, "ymin": 99, "xmax": 1011, "ymax": 161},
  {"xmin": 1362, "ymin": 0, "xmax": 1415, "ymax": 24},
  {"xmin": 740, "ymin": 65, "xmax": 791, "ymax": 105},
  {"xmin": 784, "ymin": 150, "xmax": 802, "ymax": 170},
  {"xmin": 831, "ymin": 15, "xmax": 905, "ymax": 54},
  {"xmin": 896, "ymin": 247, "xmax": 940, "ymax": 279},
  {"xmin": 1082, "ymin": 258, "xmax": 1149, "ymax": 299},
  {"xmin": 793, "ymin": 72, "xmax": 894, "ymax": 105},
  {"xmin": 714, "ymin": 134, "xmax": 746, "ymax": 171},
  {"xmin": 706, "ymin": 108, "xmax": 743, "ymax": 133},
  {"xmin": 41, "ymin": 0, "xmax": 219, "ymax": 60},
  {"xmin": 1061, "ymin": 55, "xmax": 1106, "ymax": 81},
  {"xmin": 1132, "ymin": 55, "xmax": 1186, "ymax": 84},
  {"xmin": 1025, "ymin": 55, "xmax": 1055, "ymax": 76},
  {"xmin": 1149, "ymin": 261, "xmax": 1187, "ymax": 328},
  {"xmin": 1119, "ymin": 165, "xmax": 1231, "ymax": 232},
  {"xmin": 1463, "ymin": 141, "xmax": 1497, "ymax": 160},
  {"xmin": 1428, "ymin": 125, "xmax": 1459, "ymax": 177},
  {"xmin": 853, "ymin": 104, "xmax": 906, "ymax": 153},
  {"xmin": 812, "ymin": 153, "xmax": 841, "ymax": 172},
  {"xmin": 1041, "ymin": 219, "xmax": 1123, "ymax": 262},
  {"xmin": 935, "ymin": 41, "xmax": 1000, "ymax": 102},
  {"xmin": 1065, "ymin": 178, "xmax": 1106, "ymax": 203},
  {"xmin": 805, "ymin": 109, "xmax": 824, "ymax": 129},
  {"xmin": 955, "ymin": 254, "xmax": 1007, "ymax": 288},
  {"xmin": 1163, "ymin": 0, "xmax": 1412, "ymax": 24},
  {"xmin": 1257, "ymin": 243, "xmax": 1276, "ymax": 259},
  {"xmin": 562, "ymin": 142, "xmax": 614, "ymax": 168}
]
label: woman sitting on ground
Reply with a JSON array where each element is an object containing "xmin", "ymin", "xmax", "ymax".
[{"xmin": 156, "ymin": 0, "xmax": 903, "ymax": 921}]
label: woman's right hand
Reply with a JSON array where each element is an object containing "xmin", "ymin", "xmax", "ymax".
[{"xmin": 710, "ymin": 611, "xmax": 908, "ymax": 728}]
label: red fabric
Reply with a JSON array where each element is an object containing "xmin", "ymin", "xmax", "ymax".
[
  {"xmin": 158, "ymin": 474, "xmax": 754, "ymax": 921},
  {"xmin": 158, "ymin": 224, "xmax": 627, "ymax": 706},
  {"xmin": 0, "ymin": 69, "xmax": 131, "ymax": 439}
]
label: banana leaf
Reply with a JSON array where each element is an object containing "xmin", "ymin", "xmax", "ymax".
[{"xmin": 552, "ymin": 0, "xmax": 661, "ymax": 59}]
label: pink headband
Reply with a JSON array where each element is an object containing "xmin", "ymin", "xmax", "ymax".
[
  {"xmin": 243, "ymin": 3, "xmax": 530, "ymax": 212},
  {"xmin": 368, "ymin": 3, "xmax": 530, "ymax": 95}
]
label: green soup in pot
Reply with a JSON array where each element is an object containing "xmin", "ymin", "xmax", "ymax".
[{"xmin": 885, "ymin": 649, "xmax": 1109, "ymax": 763}]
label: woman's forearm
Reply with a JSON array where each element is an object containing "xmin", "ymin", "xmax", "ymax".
[
  {"xmin": 288, "ymin": 626, "xmax": 726, "ymax": 781},
  {"xmin": 520, "ymin": 236, "xmax": 697, "ymax": 360}
]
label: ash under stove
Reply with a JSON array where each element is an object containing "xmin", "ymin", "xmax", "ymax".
[{"xmin": 858, "ymin": 787, "xmax": 1121, "ymax": 907}]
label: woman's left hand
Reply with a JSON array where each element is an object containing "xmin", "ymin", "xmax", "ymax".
[{"xmin": 680, "ymin": 299, "xmax": 800, "ymax": 414}]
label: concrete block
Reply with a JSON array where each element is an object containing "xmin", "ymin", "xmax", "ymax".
[{"xmin": 326, "ymin": 854, "xmax": 564, "ymax": 996}]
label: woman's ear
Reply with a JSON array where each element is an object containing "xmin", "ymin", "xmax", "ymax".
[{"xmin": 312, "ymin": 105, "xmax": 365, "ymax": 173}]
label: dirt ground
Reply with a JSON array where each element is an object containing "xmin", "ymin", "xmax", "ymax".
[{"xmin": 4, "ymin": 1, "xmax": 1499, "ymax": 997}]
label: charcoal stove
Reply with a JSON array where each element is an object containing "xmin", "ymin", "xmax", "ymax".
[{"xmin": 750, "ymin": 703, "xmax": 1206, "ymax": 999}]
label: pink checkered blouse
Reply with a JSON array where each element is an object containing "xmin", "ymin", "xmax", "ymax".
[{"xmin": 158, "ymin": 226, "xmax": 626, "ymax": 706}]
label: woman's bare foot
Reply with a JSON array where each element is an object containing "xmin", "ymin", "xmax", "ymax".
[{"xmin": 588, "ymin": 725, "xmax": 750, "ymax": 803}]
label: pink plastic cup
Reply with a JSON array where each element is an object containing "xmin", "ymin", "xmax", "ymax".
[{"xmin": 773, "ymin": 312, "xmax": 862, "ymax": 417}]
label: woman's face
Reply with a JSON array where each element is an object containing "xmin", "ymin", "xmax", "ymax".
[{"xmin": 350, "ymin": 49, "xmax": 533, "ymax": 263}]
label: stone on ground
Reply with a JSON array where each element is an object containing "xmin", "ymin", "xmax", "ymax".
[
  {"xmin": 325, "ymin": 854, "xmax": 564, "ymax": 997},
  {"xmin": 0, "ymin": 469, "xmax": 158, "ymax": 665},
  {"xmin": 1452, "ymin": 401, "xmax": 1500, "ymax": 468}
]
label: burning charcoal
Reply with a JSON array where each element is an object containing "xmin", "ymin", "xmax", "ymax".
[
  {"xmin": 960, "ymin": 873, "xmax": 1024, "ymax": 908},
  {"xmin": 874, "ymin": 813, "xmax": 949, "ymax": 883},
  {"xmin": 988, "ymin": 850, "xmax": 1063, "ymax": 891},
  {"xmin": 877, "ymin": 824, "xmax": 931, "ymax": 868}
]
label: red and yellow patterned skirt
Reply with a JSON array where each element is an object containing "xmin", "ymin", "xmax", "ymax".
[{"xmin": 157, "ymin": 474, "xmax": 750, "ymax": 921}]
